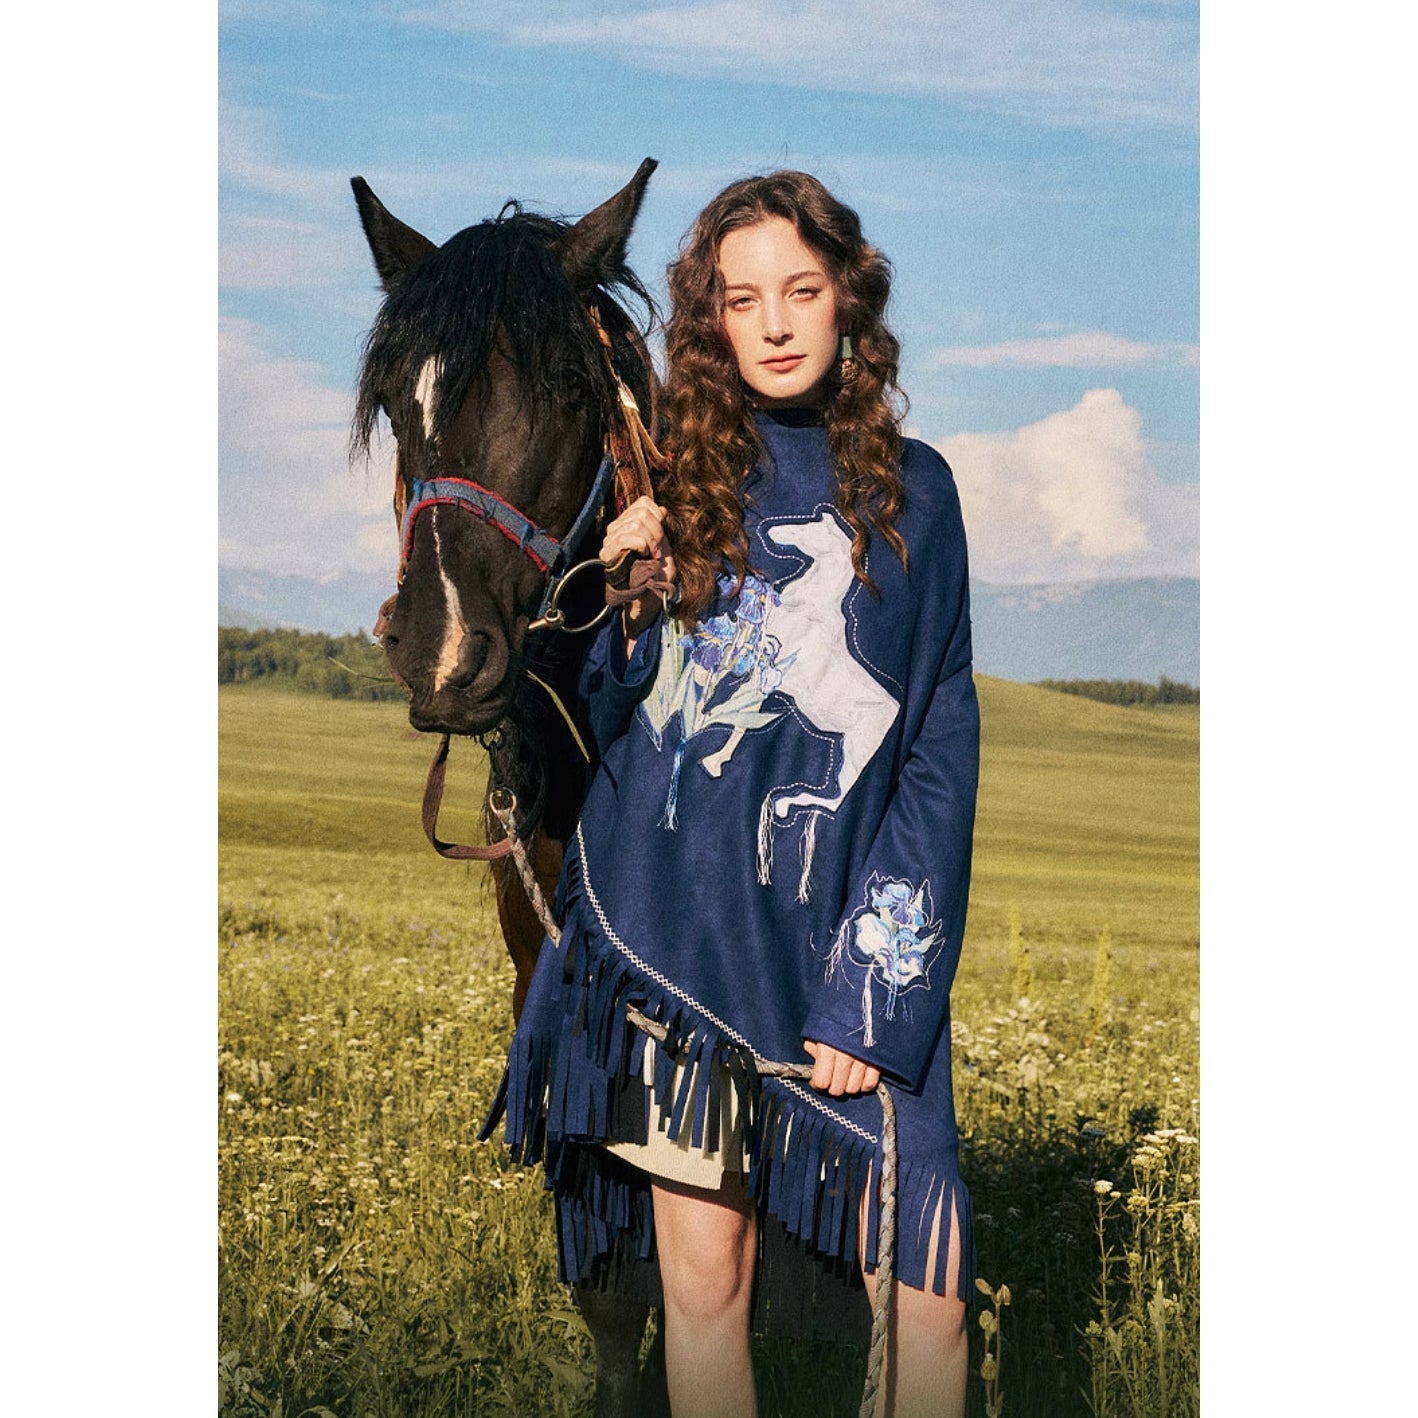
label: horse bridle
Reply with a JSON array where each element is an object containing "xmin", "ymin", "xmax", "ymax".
[
  {"xmin": 406, "ymin": 305, "xmax": 669, "ymax": 861},
  {"xmin": 398, "ymin": 452, "xmax": 619, "ymax": 637},
  {"xmin": 395, "ymin": 307, "xmax": 664, "ymax": 637}
]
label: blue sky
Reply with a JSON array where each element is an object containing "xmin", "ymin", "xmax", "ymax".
[{"xmin": 220, "ymin": 0, "xmax": 1198, "ymax": 588}]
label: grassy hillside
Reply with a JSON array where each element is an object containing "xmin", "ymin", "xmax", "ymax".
[
  {"xmin": 220, "ymin": 690, "xmax": 500, "ymax": 934},
  {"xmin": 219, "ymin": 679, "xmax": 1198, "ymax": 1417},
  {"xmin": 973, "ymin": 676, "xmax": 1198, "ymax": 965},
  {"xmin": 219, "ymin": 675, "xmax": 1198, "ymax": 967}
]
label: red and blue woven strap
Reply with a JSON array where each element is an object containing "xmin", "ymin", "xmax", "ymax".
[{"xmin": 400, "ymin": 454, "xmax": 615, "ymax": 579}]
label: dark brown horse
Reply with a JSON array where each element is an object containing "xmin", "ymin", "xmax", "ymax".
[{"xmin": 350, "ymin": 160, "xmax": 665, "ymax": 1417}]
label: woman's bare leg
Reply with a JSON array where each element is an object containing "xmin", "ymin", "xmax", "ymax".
[
  {"xmin": 859, "ymin": 1188, "xmax": 968, "ymax": 1418},
  {"xmin": 651, "ymin": 1173, "xmax": 758, "ymax": 1417}
]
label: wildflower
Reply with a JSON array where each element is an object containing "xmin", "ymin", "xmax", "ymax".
[
  {"xmin": 1094, "ymin": 1179, "xmax": 1114, "ymax": 1195},
  {"xmin": 980, "ymin": 1357, "xmax": 998, "ymax": 1382}
]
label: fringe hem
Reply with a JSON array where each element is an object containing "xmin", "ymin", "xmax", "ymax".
[{"xmin": 479, "ymin": 844, "xmax": 975, "ymax": 1304}]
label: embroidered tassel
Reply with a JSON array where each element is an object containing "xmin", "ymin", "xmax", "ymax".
[
  {"xmin": 861, "ymin": 969, "xmax": 876, "ymax": 1048},
  {"xmin": 796, "ymin": 809, "xmax": 819, "ymax": 904},
  {"xmin": 661, "ymin": 739, "xmax": 686, "ymax": 829},
  {"xmin": 756, "ymin": 794, "xmax": 774, "ymax": 884},
  {"xmin": 824, "ymin": 921, "xmax": 848, "ymax": 983}
]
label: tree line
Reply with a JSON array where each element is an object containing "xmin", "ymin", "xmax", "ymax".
[
  {"xmin": 1032, "ymin": 676, "xmax": 1199, "ymax": 706},
  {"xmin": 218, "ymin": 627, "xmax": 405, "ymax": 702},
  {"xmin": 220, "ymin": 626, "xmax": 1199, "ymax": 709}
]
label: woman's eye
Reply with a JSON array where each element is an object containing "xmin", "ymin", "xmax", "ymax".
[
  {"xmin": 727, "ymin": 296, "xmax": 754, "ymax": 311},
  {"xmin": 792, "ymin": 286, "xmax": 820, "ymax": 299}
]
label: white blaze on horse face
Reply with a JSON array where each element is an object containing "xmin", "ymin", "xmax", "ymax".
[
  {"xmin": 429, "ymin": 506, "xmax": 471, "ymax": 692},
  {"xmin": 414, "ymin": 357, "xmax": 442, "ymax": 441}
]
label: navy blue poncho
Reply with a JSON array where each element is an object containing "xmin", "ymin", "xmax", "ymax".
[{"xmin": 487, "ymin": 407, "xmax": 979, "ymax": 1317}]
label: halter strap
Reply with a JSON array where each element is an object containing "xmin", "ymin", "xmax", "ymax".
[
  {"xmin": 399, "ymin": 453, "xmax": 615, "ymax": 586},
  {"xmin": 421, "ymin": 733, "xmax": 513, "ymax": 861}
]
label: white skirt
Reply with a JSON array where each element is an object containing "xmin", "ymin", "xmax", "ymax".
[{"xmin": 604, "ymin": 1036, "xmax": 747, "ymax": 1188}]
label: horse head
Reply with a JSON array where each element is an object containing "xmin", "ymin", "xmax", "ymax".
[{"xmin": 351, "ymin": 161, "xmax": 656, "ymax": 742}]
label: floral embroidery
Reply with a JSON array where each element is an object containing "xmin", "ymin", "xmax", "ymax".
[
  {"xmin": 641, "ymin": 574, "xmax": 796, "ymax": 827},
  {"xmin": 828, "ymin": 874, "xmax": 942, "ymax": 1046}
]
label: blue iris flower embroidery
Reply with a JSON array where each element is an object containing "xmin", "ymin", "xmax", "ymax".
[
  {"xmin": 641, "ymin": 574, "xmax": 795, "ymax": 827},
  {"xmin": 837, "ymin": 875, "xmax": 941, "ymax": 1045}
]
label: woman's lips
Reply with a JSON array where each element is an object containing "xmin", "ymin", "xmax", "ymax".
[{"xmin": 761, "ymin": 354, "xmax": 805, "ymax": 370}]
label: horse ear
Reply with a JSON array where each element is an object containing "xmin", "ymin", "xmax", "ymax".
[
  {"xmin": 553, "ymin": 157, "xmax": 657, "ymax": 295},
  {"xmin": 351, "ymin": 176, "xmax": 438, "ymax": 290}
]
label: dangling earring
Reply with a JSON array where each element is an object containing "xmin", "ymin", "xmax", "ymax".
[{"xmin": 838, "ymin": 333, "xmax": 859, "ymax": 384}]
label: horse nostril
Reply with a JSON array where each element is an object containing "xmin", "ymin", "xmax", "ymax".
[{"xmin": 446, "ymin": 634, "xmax": 491, "ymax": 693}]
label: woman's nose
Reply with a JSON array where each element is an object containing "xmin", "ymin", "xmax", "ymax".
[{"xmin": 762, "ymin": 302, "xmax": 791, "ymax": 343}]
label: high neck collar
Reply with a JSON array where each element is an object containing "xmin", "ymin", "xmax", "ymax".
[{"xmin": 753, "ymin": 405, "xmax": 826, "ymax": 430}]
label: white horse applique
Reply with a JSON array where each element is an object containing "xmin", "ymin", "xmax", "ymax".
[
  {"xmin": 639, "ymin": 510, "xmax": 900, "ymax": 901},
  {"xmin": 754, "ymin": 514, "xmax": 900, "ymax": 896}
]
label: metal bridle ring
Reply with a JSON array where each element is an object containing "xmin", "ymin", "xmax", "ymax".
[
  {"xmin": 527, "ymin": 557, "xmax": 616, "ymax": 636},
  {"xmin": 488, "ymin": 787, "xmax": 516, "ymax": 815}
]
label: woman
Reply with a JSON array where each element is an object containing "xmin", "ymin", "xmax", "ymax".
[{"xmin": 493, "ymin": 172, "xmax": 978, "ymax": 1417}]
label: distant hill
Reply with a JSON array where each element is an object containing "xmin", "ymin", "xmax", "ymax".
[{"xmin": 218, "ymin": 566, "xmax": 1199, "ymax": 685}]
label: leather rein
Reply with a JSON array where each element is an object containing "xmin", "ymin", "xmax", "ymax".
[{"xmin": 412, "ymin": 306, "xmax": 669, "ymax": 862}]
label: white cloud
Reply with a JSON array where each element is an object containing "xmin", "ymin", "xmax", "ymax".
[
  {"xmin": 939, "ymin": 388, "xmax": 1198, "ymax": 583},
  {"xmin": 931, "ymin": 330, "xmax": 1199, "ymax": 369},
  {"xmin": 407, "ymin": 0, "xmax": 1198, "ymax": 131},
  {"xmin": 219, "ymin": 317, "xmax": 397, "ymax": 578}
]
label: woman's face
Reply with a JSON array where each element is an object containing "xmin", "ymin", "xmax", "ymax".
[{"xmin": 717, "ymin": 216, "xmax": 840, "ymax": 408}]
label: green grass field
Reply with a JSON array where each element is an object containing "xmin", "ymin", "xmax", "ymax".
[
  {"xmin": 219, "ymin": 678, "xmax": 1199, "ymax": 956},
  {"xmin": 219, "ymin": 679, "xmax": 1199, "ymax": 1417}
]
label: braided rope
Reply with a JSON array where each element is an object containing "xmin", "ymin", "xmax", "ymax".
[
  {"xmin": 490, "ymin": 791, "xmax": 897, "ymax": 1417},
  {"xmin": 487, "ymin": 793, "xmax": 563, "ymax": 945}
]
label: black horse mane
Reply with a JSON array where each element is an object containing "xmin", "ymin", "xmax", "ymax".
[{"xmin": 352, "ymin": 205, "xmax": 654, "ymax": 454}]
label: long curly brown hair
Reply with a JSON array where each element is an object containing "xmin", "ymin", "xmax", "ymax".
[{"xmin": 658, "ymin": 171, "xmax": 909, "ymax": 622}]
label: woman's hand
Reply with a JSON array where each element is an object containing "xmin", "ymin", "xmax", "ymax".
[
  {"xmin": 803, "ymin": 1041, "xmax": 881, "ymax": 1097},
  {"xmin": 600, "ymin": 495, "xmax": 677, "ymax": 643}
]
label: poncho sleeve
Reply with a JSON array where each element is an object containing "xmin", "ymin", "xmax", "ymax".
[
  {"xmin": 578, "ymin": 613, "xmax": 665, "ymax": 757},
  {"xmin": 799, "ymin": 479, "xmax": 979, "ymax": 1093}
]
